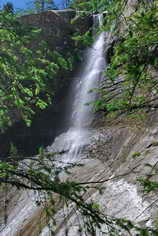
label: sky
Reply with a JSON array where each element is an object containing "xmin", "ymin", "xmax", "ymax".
[{"xmin": 0, "ymin": 0, "xmax": 63, "ymax": 10}]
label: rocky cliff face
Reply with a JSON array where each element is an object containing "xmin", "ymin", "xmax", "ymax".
[
  {"xmin": 41, "ymin": 113, "xmax": 158, "ymax": 235},
  {"xmin": 6, "ymin": 114, "xmax": 158, "ymax": 236},
  {"xmin": 20, "ymin": 9, "xmax": 92, "ymax": 53}
]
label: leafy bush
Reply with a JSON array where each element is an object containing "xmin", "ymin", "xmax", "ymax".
[
  {"xmin": 0, "ymin": 12, "xmax": 68, "ymax": 131},
  {"xmin": 94, "ymin": 0, "xmax": 158, "ymax": 118}
]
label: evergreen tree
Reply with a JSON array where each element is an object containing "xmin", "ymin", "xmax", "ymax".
[
  {"xmin": 3, "ymin": 2, "xmax": 14, "ymax": 14},
  {"xmin": 34, "ymin": 0, "xmax": 57, "ymax": 12}
]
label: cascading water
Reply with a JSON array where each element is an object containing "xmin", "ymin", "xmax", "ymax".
[{"xmin": 48, "ymin": 14, "xmax": 106, "ymax": 164}]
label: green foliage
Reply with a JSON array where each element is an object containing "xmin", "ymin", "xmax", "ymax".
[
  {"xmin": 3, "ymin": 2, "xmax": 14, "ymax": 14},
  {"xmin": 94, "ymin": 0, "xmax": 158, "ymax": 118},
  {"xmin": 72, "ymin": 30, "xmax": 93, "ymax": 47},
  {"xmin": 0, "ymin": 12, "xmax": 68, "ymax": 131},
  {"xmin": 71, "ymin": 0, "xmax": 110, "ymax": 13},
  {"xmin": 150, "ymin": 141, "xmax": 158, "ymax": 147},
  {"xmin": 138, "ymin": 178, "xmax": 158, "ymax": 193},
  {"xmin": 34, "ymin": 0, "xmax": 58, "ymax": 12},
  {"xmin": 138, "ymin": 159, "xmax": 158, "ymax": 193}
]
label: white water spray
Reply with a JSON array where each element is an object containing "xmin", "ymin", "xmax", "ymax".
[{"xmin": 48, "ymin": 14, "xmax": 106, "ymax": 163}]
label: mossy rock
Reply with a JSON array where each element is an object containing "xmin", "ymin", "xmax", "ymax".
[{"xmin": 132, "ymin": 152, "xmax": 141, "ymax": 158}]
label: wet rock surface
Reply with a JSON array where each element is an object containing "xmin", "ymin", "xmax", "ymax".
[
  {"xmin": 44, "ymin": 123, "xmax": 158, "ymax": 235},
  {"xmin": 1, "ymin": 120, "xmax": 158, "ymax": 235}
]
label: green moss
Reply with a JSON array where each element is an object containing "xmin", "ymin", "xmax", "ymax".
[
  {"xmin": 132, "ymin": 152, "xmax": 141, "ymax": 158},
  {"xmin": 151, "ymin": 141, "xmax": 158, "ymax": 147},
  {"xmin": 154, "ymin": 217, "xmax": 158, "ymax": 229}
]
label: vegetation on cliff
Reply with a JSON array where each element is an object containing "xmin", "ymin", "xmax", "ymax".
[
  {"xmin": 72, "ymin": 0, "xmax": 158, "ymax": 119},
  {"xmin": 0, "ymin": 11, "xmax": 70, "ymax": 132},
  {"xmin": 94, "ymin": 0, "xmax": 158, "ymax": 119},
  {"xmin": 34, "ymin": 0, "xmax": 58, "ymax": 11}
]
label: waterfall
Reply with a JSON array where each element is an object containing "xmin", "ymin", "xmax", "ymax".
[
  {"xmin": 40, "ymin": 13, "xmax": 107, "ymax": 236},
  {"xmin": 71, "ymin": 33, "xmax": 105, "ymax": 128},
  {"xmin": 71, "ymin": 14, "xmax": 105, "ymax": 129},
  {"xmin": 48, "ymin": 14, "xmax": 106, "ymax": 164}
]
